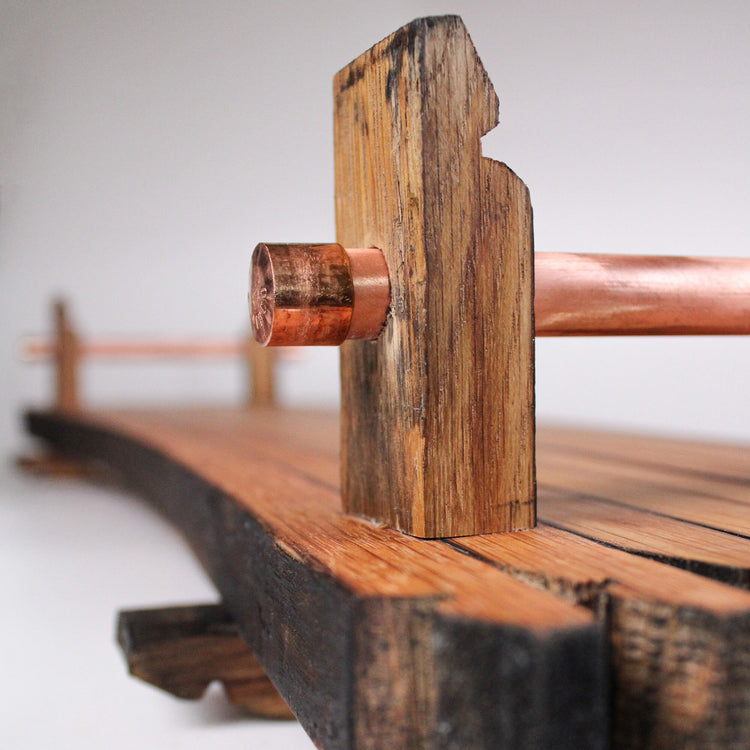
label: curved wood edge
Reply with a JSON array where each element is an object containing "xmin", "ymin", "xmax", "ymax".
[{"xmin": 25, "ymin": 408, "xmax": 606, "ymax": 750}]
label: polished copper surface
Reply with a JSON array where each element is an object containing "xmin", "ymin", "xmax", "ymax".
[
  {"xmin": 535, "ymin": 254, "xmax": 750, "ymax": 335},
  {"xmin": 249, "ymin": 243, "xmax": 389, "ymax": 346},
  {"xmin": 345, "ymin": 247, "xmax": 391, "ymax": 340}
]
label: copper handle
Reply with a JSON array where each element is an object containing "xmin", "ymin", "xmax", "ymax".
[{"xmin": 250, "ymin": 246, "xmax": 750, "ymax": 345}]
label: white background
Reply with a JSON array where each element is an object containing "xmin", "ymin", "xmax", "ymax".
[{"xmin": 2, "ymin": 1, "xmax": 749, "ymax": 747}]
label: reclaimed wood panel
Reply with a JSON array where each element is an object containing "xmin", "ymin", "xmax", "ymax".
[
  {"xmin": 334, "ymin": 16, "xmax": 535, "ymax": 537},
  {"xmin": 189, "ymin": 410, "xmax": 750, "ymax": 590}
]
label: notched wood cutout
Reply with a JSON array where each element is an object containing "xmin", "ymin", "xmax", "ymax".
[{"xmin": 335, "ymin": 16, "xmax": 535, "ymax": 538}]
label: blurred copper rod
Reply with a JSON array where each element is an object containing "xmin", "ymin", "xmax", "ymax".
[
  {"xmin": 534, "ymin": 253, "xmax": 750, "ymax": 336},
  {"xmin": 19, "ymin": 338, "xmax": 254, "ymax": 362}
]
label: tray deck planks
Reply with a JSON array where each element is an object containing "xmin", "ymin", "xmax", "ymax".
[
  {"xmin": 26, "ymin": 406, "xmax": 750, "ymax": 750},
  {"xmin": 26, "ymin": 407, "xmax": 603, "ymax": 750}
]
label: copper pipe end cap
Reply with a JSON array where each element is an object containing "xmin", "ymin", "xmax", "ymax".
[
  {"xmin": 249, "ymin": 242, "xmax": 360, "ymax": 347},
  {"xmin": 249, "ymin": 243, "xmax": 275, "ymax": 346}
]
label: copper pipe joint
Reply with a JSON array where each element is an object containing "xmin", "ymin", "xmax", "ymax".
[{"xmin": 249, "ymin": 243, "xmax": 390, "ymax": 346}]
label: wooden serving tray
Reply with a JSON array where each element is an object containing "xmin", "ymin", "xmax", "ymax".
[{"xmin": 26, "ymin": 407, "xmax": 750, "ymax": 750}]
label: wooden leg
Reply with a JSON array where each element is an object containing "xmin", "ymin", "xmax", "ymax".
[
  {"xmin": 117, "ymin": 603, "xmax": 294, "ymax": 720},
  {"xmin": 246, "ymin": 337, "xmax": 276, "ymax": 408},
  {"xmin": 53, "ymin": 299, "xmax": 80, "ymax": 411},
  {"xmin": 15, "ymin": 452, "xmax": 94, "ymax": 478}
]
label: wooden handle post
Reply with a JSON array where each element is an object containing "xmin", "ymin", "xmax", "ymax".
[
  {"xmin": 246, "ymin": 337, "xmax": 277, "ymax": 408},
  {"xmin": 333, "ymin": 17, "xmax": 536, "ymax": 538},
  {"xmin": 248, "ymin": 19, "xmax": 750, "ymax": 539}
]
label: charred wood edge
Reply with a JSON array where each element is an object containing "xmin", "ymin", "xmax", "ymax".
[
  {"xmin": 116, "ymin": 603, "xmax": 294, "ymax": 719},
  {"xmin": 24, "ymin": 409, "xmax": 607, "ymax": 750}
]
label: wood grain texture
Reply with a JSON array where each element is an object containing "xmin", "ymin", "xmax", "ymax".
[
  {"xmin": 538, "ymin": 447, "xmax": 750, "ymax": 536},
  {"xmin": 539, "ymin": 424, "xmax": 750, "ymax": 484},
  {"xmin": 150, "ymin": 408, "xmax": 750, "ymax": 749},
  {"xmin": 188, "ymin": 410, "xmax": 750, "ymax": 591},
  {"xmin": 540, "ymin": 487, "xmax": 750, "ymax": 587},
  {"xmin": 334, "ymin": 16, "xmax": 535, "ymax": 538},
  {"xmin": 27, "ymin": 407, "xmax": 605, "ymax": 750},
  {"xmin": 117, "ymin": 603, "xmax": 293, "ymax": 718},
  {"xmin": 27, "ymin": 406, "xmax": 750, "ymax": 749},
  {"xmin": 453, "ymin": 525, "xmax": 750, "ymax": 750}
]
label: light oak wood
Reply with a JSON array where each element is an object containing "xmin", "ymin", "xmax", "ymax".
[
  {"xmin": 196, "ymin": 408, "xmax": 750, "ymax": 585},
  {"xmin": 197, "ymin": 411, "xmax": 750, "ymax": 587},
  {"xmin": 334, "ymin": 16, "xmax": 535, "ymax": 538},
  {"xmin": 539, "ymin": 424, "xmax": 750, "ymax": 484}
]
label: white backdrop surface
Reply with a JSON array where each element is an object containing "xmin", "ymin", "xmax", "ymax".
[{"xmin": 1, "ymin": 1, "xmax": 749, "ymax": 748}]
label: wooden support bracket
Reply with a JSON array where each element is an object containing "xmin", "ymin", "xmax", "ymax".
[
  {"xmin": 53, "ymin": 298, "xmax": 81, "ymax": 411},
  {"xmin": 334, "ymin": 16, "xmax": 535, "ymax": 538},
  {"xmin": 117, "ymin": 603, "xmax": 293, "ymax": 719}
]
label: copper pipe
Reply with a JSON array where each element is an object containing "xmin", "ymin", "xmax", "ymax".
[
  {"xmin": 535, "ymin": 254, "xmax": 750, "ymax": 335},
  {"xmin": 250, "ymin": 243, "xmax": 390, "ymax": 346},
  {"xmin": 20, "ymin": 337, "xmax": 255, "ymax": 362},
  {"xmin": 250, "ymin": 245, "xmax": 750, "ymax": 344}
]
